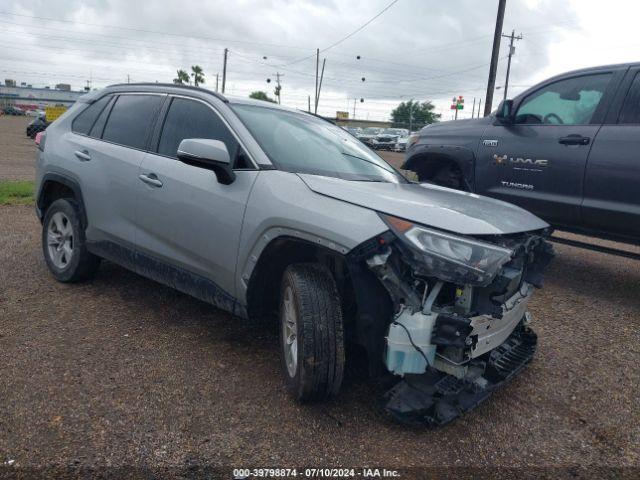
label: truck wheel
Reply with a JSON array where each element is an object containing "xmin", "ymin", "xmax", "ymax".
[
  {"xmin": 42, "ymin": 198, "xmax": 100, "ymax": 282},
  {"xmin": 279, "ymin": 263, "xmax": 345, "ymax": 402},
  {"xmin": 430, "ymin": 165, "xmax": 467, "ymax": 190}
]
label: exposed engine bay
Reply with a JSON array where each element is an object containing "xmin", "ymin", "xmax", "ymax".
[{"xmin": 347, "ymin": 214, "xmax": 554, "ymax": 426}]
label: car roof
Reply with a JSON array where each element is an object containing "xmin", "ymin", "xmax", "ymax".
[
  {"xmin": 558, "ymin": 61, "xmax": 640, "ymax": 75},
  {"xmin": 90, "ymin": 83, "xmax": 306, "ymax": 115}
]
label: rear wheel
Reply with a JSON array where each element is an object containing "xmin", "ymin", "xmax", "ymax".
[
  {"xmin": 280, "ymin": 264, "xmax": 345, "ymax": 402},
  {"xmin": 42, "ymin": 198, "xmax": 100, "ymax": 282}
]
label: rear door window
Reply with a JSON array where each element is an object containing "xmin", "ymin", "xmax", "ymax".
[
  {"xmin": 157, "ymin": 97, "xmax": 239, "ymax": 161},
  {"xmin": 618, "ymin": 72, "xmax": 640, "ymax": 124},
  {"xmin": 102, "ymin": 94, "xmax": 163, "ymax": 150},
  {"xmin": 71, "ymin": 95, "xmax": 112, "ymax": 135}
]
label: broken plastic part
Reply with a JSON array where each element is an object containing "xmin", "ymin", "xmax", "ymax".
[
  {"xmin": 384, "ymin": 324, "xmax": 537, "ymax": 426},
  {"xmin": 365, "ymin": 246, "xmax": 422, "ymax": 309}
]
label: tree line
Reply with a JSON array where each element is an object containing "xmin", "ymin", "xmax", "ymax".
[{"xmin": 173, "ymin": 66, "xmax": 205, "ymax": 87}]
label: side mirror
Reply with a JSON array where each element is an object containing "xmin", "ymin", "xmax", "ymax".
[
  {"xmin": 177, "ymin": 138, "xmax": 236, "ymax": 185},
  {"xmin": 495, "ymin": 99, "xmax": 514, "ymax": 125}
]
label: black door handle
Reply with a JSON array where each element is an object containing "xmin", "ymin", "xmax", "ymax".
[{"xmin": 559, "ymin": 135, "xmax": 590, "ymax": 146}]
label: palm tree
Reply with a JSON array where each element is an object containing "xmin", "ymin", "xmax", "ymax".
[
  {"xmin": 173, "ymin": 69, "xmax": 190, "ymax": 85},
  {"xmin": 191, "ymin": 65, "xmax": 205, "ymax": 87}
]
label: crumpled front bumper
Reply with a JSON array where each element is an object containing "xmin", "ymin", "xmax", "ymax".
[{"xmin": 384, "ymin": 323, "xmax": 537, "ymax": 426}]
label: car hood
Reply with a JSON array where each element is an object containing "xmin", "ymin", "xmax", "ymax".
[{"xmin": 297, "ymin": 174, "xmax": 549, "ymax": 236}]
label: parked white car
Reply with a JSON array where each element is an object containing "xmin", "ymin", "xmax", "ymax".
[{"xmin": 26, "ymin": 109, "xmax": 46, "ymax": 117}]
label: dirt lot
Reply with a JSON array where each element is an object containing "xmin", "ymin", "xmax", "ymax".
[
  {"xmin": 1, "ymin": 117, "xmax": 639, "ymax": 473},
  {"xmin": 0, "ymin": 116, "xmax": 35, "ymax": 181}
]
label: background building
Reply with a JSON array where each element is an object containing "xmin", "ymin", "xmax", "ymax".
[{"xmin": 0, "ymin": 82, "xmax": 86, "ymax": 109}]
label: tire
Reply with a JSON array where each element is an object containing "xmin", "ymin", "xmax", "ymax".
[
  {"xmin": 424, "ymin": 165, "xmax": 467, "ymax": 191},
  {"xmin": 42, "ymin": 198, "xmax": 100, "ymax": 282},
  {"xmin": 279, "ymin": 263, "xmax": 345, "ymax": 402}
]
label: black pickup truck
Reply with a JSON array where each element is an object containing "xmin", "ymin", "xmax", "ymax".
[{"xmin": 404, "ymin": 62, "xmax": 640, "ymax": 245}]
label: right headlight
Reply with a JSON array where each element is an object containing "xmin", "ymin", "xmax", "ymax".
[{"xmin": 381, "ymin": 213, "xmax": 514, "ymax": 286}]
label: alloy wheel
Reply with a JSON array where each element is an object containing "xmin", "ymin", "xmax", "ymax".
[
  {"xmin": 282, "ymin": 285, "xmax": 298, "ymax": 378},
  {"xmin": 47, "ymin": 212, "xmax": 74, "ymax": 269}
]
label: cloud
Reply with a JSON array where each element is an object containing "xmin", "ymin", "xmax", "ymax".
[{"xmin": 3, "ymin": 0, "xmax": 579, "ymax": 120}]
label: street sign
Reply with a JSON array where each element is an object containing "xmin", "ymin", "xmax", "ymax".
[
  {"xmin": 451, "ymin": 96, "xmax": 464, "ymax": 119},
  {"xmin": 45, "ymin": 105, "xmax": 67, "ymax": 121},
  {"xmin": 450, "ymin": 95, "xmax": 464, "ymax": 111}
]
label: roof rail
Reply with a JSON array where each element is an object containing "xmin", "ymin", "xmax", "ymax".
[{"xmin": 105, "ymin": 82, "xmax": 228, "ymax": 102}]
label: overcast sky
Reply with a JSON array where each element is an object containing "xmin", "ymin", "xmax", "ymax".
[{"xmin": 2, "ymin": 0, "xmax": 638, "ymax": 121}]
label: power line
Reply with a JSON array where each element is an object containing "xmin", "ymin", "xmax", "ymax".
[
  {"xmin": 0, "ymin": 23, "xmax": 488, "ymax": 92},
  {"xmin": 281, "ymin": 0, "xmax": 400, "ymax": 66},
  {"xmin": 321, "ymin": 0, "xmax": 400, "ymax": 52}
]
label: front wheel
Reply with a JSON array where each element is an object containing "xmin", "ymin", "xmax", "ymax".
[
  {"xmin": 418, "ymin": 164, "xmax": 468, "ymax": 191},
  {"xmin": 280, "ymin": 264, "xmax": 345, "ymax": 402}
]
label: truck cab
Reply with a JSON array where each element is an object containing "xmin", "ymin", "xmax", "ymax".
[{"xmin": 404, "ymin": 62, "xmax": 640, "ymax": 244}]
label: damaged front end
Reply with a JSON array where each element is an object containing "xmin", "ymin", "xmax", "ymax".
[{"xmin": 349, "ymin": 213, "xmax": 554, "ymax": 427}]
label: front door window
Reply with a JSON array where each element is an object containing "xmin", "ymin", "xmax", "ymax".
[{"xmin": 515, "ymin": 73, "xmax": 611, "ymax": 125}]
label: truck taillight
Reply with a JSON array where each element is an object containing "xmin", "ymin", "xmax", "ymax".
[{"xmin": 35, "ymin": 131, "xmax": 46, "ymax": 151}]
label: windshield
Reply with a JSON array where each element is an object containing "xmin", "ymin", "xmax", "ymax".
[
  {"xmin": 232, "ymin": 104, "xmax": 405, "ymax": 183},
  {"xmin": 363, "ymin": 127, "xmax": 380, "ymax": 135}
]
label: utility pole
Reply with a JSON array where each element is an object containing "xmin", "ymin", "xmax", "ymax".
[
  {"xmin": 215, "ymin": 73, "xmax": 219, "ymax": 92},
  {"xmin": 315, "ymin": 58, "xmax": 326, "ymax": 115},
  {"xmin": 273, "ymin": 72, "xmax": 284, "ymax": 104},
  {"xmin": 314, "ymin": 48, "xmax": 320, "ymax": 114},
  {"xmin": 308, "ymin": 95, "xmax": 311, "ymax": 113},
  {"xmin": 353, "ymin": 98, "xmax": 357, "ymax": 119},
  {"xmin": 478, "ymin": 98, "xmax": 482, "ymax": 117},
  {"xmin": 484, "ymin": 0, "xmax": 506, "ymax": 116},
  {"xmin": 501, "ymin": 29, "xmax": 522, "ymax": 101},
  {"xmin": 409, "ymin": 102, "xmax": 415, "ymax": 131},
  {"xmin": 471, "ymin": 97, "xmax": 476, "ymax": 119},
  {"xmin": 222, "ymin": 48, "xmax": 228, "ymax": 94}
]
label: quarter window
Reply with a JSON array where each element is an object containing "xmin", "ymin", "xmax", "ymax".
[
  {"xmin": 71, "ymin": 95, "xmax": 112, "ymax": 135},
  {"xmin": 618, "ymin": 72, "xmax": 640, "ymax": 124},
  {"xmin": 157, "ymin": 98, "xmax": 239, "ymax": 161},
  {"xmin": 88, "ymin": 96, "xmax": 115, "ymax": 138},
  {"xmin": 102, "ymin": 95, "xmax": 163, "ymax": 149},
  {"xmin": 515, "ymin": 73, "xmax": 611, "ymax": 125}
]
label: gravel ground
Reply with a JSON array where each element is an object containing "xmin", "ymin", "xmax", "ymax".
[
  {"xmin": 0, "ymin": 117, "xmax": 35, "ymax": 181},
  {"xmin": 1, "ymin": 205, "xmax": 639, "ymax": 472},
  {"xmin": 1, "ymin": 116, "xmax": 639, "ymax": 475}
]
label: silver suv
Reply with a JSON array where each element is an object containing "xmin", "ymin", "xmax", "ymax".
[{"xmin": 35, "ymin": 83, "xmax": 553, "ymax": 426}]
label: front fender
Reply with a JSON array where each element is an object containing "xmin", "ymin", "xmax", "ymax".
[{"xmin": 235, "ymin": 170, "xmax": 387, "ymax": 305}]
